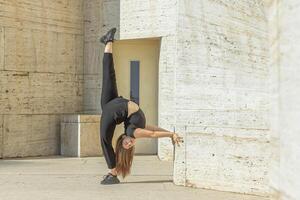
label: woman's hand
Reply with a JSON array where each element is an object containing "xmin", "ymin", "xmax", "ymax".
[{"xmin": 171, "ymin": 133, "xmax": 184, "ymax": 147}]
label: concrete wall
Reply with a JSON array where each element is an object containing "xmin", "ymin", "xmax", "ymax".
[
  {"xmin": 278, "ymin": 0, "xmax": 300, "ymax": 199},
  {"xmin": 266, "ymin": 0, "xmax": 280, "ymax": 198},
  {"xmin": 83, "ymin": 0, "xmax": 119, "ymax": 114},
  {"xmin": 117, "ymin": 1, "xmax": 275, "ymax": 195},
  {"xmin": 0, "ymin": 0, "xmax": 84, "ymax": 157},
  {"xmin": 173, "ymin": 0, "xmax": 271, "ymax": 196}
]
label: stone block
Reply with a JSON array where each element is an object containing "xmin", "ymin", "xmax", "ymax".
[
  {"xmin": 174, "ymin": 131, "xmax": 271, "ymax": 196},
  {"xmin": 61, "ymin": 114, "xmax": 102, "ymax": 157},
  {"xmin": 4, "ymin": 28, "xmax": 82, "ymax": 74},
  {"xmin": 120, "ymin": 0, "xmax": 177, "ymax": 39},
  {"xmin": 2, "ymin": 115, "xmax": 60, "ymax": 158},
  {"xmin": 0, "ymin": 0, "xmax": 83, "ymax": 34}
]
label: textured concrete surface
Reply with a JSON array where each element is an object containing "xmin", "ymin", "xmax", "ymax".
[
  {"xmin": 278, "ymin": 0, "xmax": 300, "ymax": 199},
  {"xmin": 118, "ymin": 0, "xmax": 271, "ymax": 195},
  {"xmin": 0, "ymin": 156, "xmax": 269, "ymax": 200},
  {"xmin": 173, "ymin": 0, "xmax": 270, "ymax": 196},
  {"xmin": 83, "ymin": 0, "xmax": 120, "ymax": 114},
  {"xmin": 0, "ymin": 0, "xmax": 84, "ymax": 158},
  {"xmin": 60, "ymin": 115, "xmax": 102, "ymax": 157},
  {"xmin": 265, "ymin": 0, "xmax": 280, "ymax": 198}
]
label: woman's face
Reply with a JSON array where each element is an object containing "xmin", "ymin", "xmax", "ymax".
[{"xmin": 122, "ymin": 136, "xmax": 136, "ymax": 149}]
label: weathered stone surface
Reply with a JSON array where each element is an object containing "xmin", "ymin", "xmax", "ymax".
[
  {"xmin": 264, "ymin": 1, "xmax": 280, "ymax": 198},
  {"xmin": 4, "ymin": 28, "xmax": 81, "ymax": 74},
  {"xmin": 3, "ymin": 115, "xmax": 60, "ymax": 158},
  {"xmin": 120, "ymin": 0, "xmax": 177, "ymax": 39},
  {"xmin": 173, "ymin": 127, "xmax": 271, "ymax": 196},
  {"xmin": 157, "ymin": 36, "xmax": 177, "ymax": 161},
  {"xmin": 0, "ymin": 0, "xmax": 84, "ymax": 157},
  {"xmin": 61, "ymin": 114, "xmax": 100, "ymax": 123},
  {"xmin": 172, "ymin": 0, "xmax": 270, "ymax": 195},
  {"xmin": 0, "ymin": 71, "xmax": 83, "ymax": 114},
  {"xmin": 75, "ymin": 35, "xmax": 84, "ymax": 75},
  {"xmin": 0, "ymin": 115, "xmax": 3, "ymax": 158},
  {"xmin": 278, "ymin": 0, "xmax": 300, "ymax": 199},
  {"xmin": 61, "ymin": 115, "xmax": 102, "ymax": 157},
  {"xmin": 0, "ymin": 27, "xmax": 3, "ymax": 71},
  {"xmin": 80, "ymin": 121, "xmax": 102, "ymax": 157},
  {"xmin": 187, "ymin": 133, "xmax": 270, "ymax": 195},
  {"xmin": 83, "ymin": 0, "xmax": 103, "ymax": 114},
  {"xmin": 60, "ymin": 122, "xmax": 79, "ymax": 157},
  {"xmin": 0, "ymin": 0, "xmax": 83, "ymax": 34},
  {"xmin": 83, "ymin": 0, "xmax": 120, "ymax": 114}
]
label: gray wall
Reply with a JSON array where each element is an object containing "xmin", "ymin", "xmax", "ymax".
[
  {"xmin": 0, "ymin": 0, "xmax": 84, "ymax": 157},
  {"xmin": 83, "ymin": 0, "xmax": 120, "ymax": 114}
]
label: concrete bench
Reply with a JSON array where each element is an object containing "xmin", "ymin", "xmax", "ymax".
[{"xmin": 60, "ymin": 115, "xmax": 102, "ymax": 157}]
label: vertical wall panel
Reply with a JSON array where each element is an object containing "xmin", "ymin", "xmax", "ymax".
[
  {"xmin": 0, "ymin": 0, "xmax": 84, "ymax": 158},
  {"xmin": 279, "ymin": 0, "xmax": 300, "ymax": 199},
  {"xmin": 173, "ymin": 0, "xmax": 270, "ymax": 196},
  {"xmin": 83, "ymin": 0, "xmax": 120, "ymax": 114}
]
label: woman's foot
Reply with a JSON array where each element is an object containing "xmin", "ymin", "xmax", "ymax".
[
  {"xmin": 100, "ymin": 173, "xmax": 120, "ymax": 185},
  {"xmin": 100, "ymin": 28, "xmax": 117, "ymax": 45}
]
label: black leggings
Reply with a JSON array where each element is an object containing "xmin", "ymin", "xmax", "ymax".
[
  {"xmin": 101, "ymin": 53, "xmax": 118, "ymax": 108},
  {"xmin": 100, "ymin": 53, "xmax": 118, "ymax": 169}
]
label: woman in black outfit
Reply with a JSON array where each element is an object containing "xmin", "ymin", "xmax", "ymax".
[{"xmin": 99, "ymin": 28, "xmax": 183, "ymax": 185}]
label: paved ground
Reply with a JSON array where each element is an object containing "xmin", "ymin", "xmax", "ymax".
[{"xmin": 0, "ymin": 156, "xmax": 269, "ymax": 200}]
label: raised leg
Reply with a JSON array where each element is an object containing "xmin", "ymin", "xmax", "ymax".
[{"xmin": 101, "ymin": 42, "xmax": 118, "ymax": 109}]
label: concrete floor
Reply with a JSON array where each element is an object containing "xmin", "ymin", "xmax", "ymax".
[{"xmin": 0, "ymin": 156, "xmax": 269, "ymax": 200}]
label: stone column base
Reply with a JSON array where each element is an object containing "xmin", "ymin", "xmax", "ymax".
[{"xmin": 61, "ymin": 115, "xmax": 102, "ymax": 157}]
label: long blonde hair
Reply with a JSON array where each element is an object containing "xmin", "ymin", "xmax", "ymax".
[{"xmin": 115, "ymin": 134, "xmax": 135, "ymax": 178}]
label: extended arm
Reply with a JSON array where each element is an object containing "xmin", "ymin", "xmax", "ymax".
[
  {"xmin": 133, "ymin": 127, "xmax": 184, "ymax": 146},
  {"xmin": 134, "ymin": 127, "xmax": 173, "ymax": 138}
]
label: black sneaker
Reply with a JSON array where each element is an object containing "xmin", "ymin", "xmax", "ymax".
[
  {"xmin": 100, "ymin": 28, "xmax": 117, "ymax": 45},
  {"xmin": 100, "ymin": 173, "xmax": 120, "ymax": 185}
]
